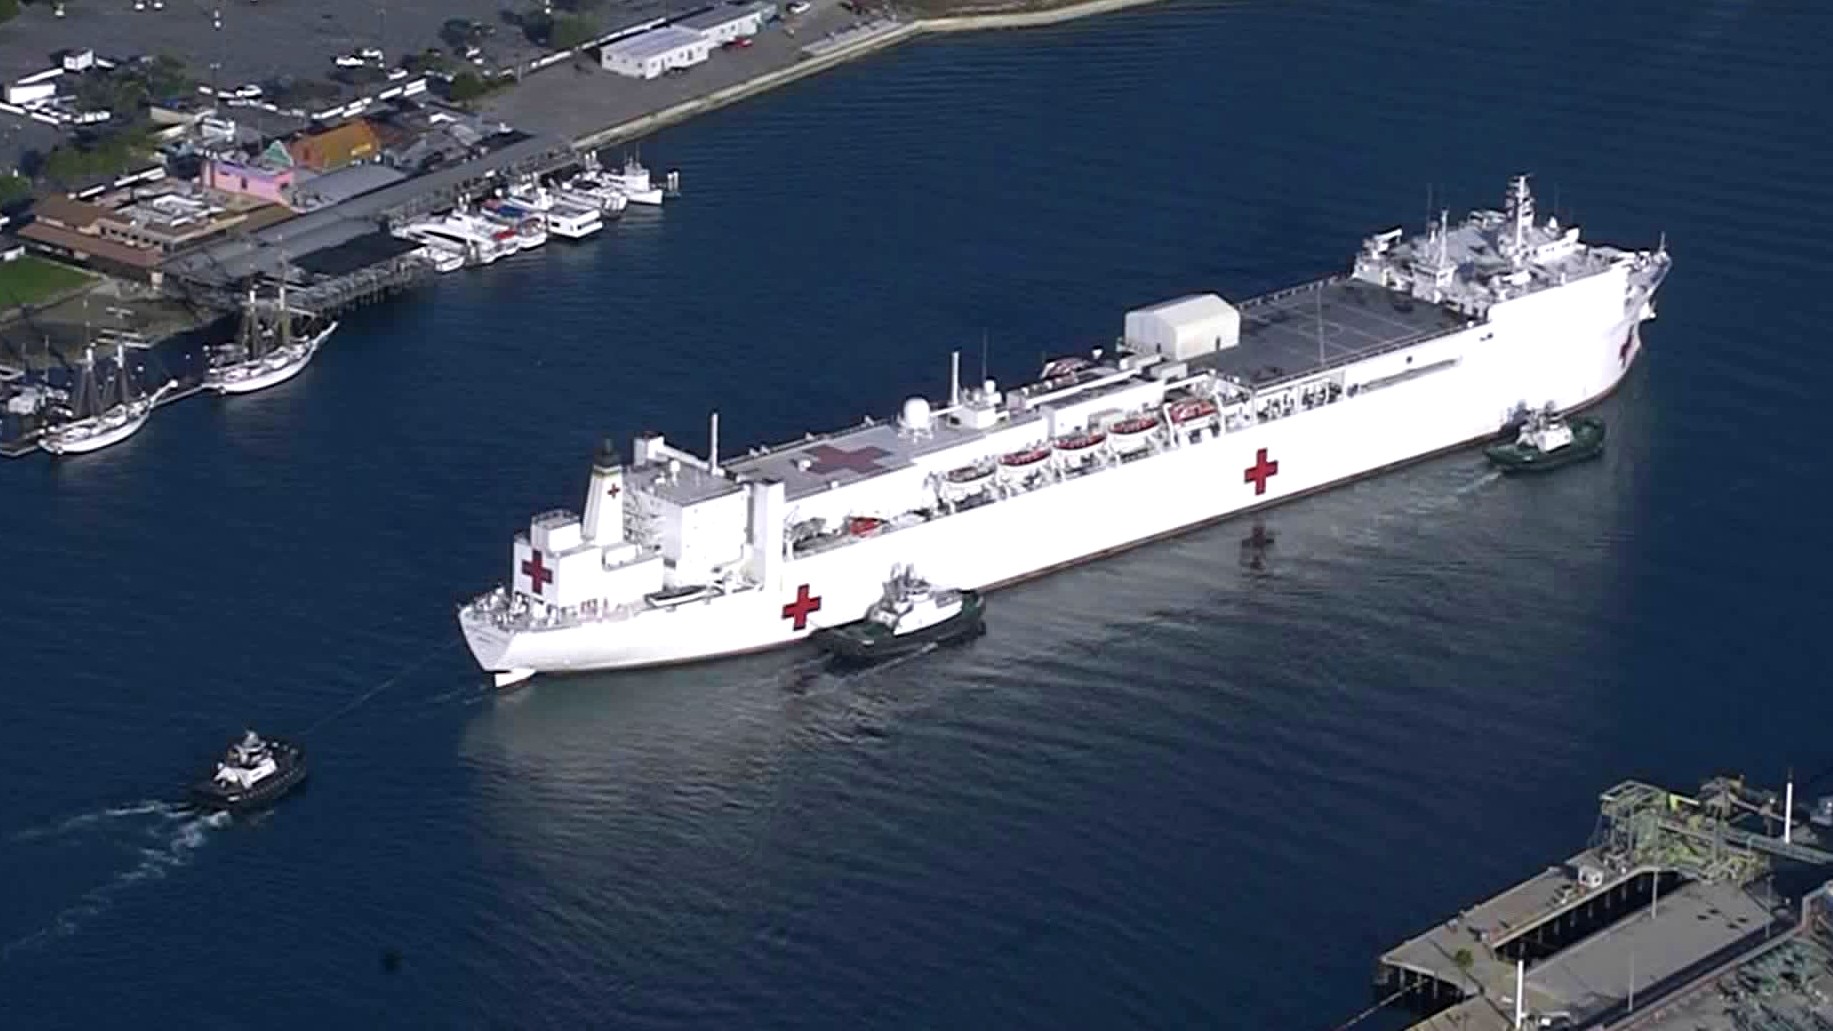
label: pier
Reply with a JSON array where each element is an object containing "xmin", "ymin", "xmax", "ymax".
[{"xmin": 1365, "ymin": 775, "xmax": 1833, "ymax": 1030}]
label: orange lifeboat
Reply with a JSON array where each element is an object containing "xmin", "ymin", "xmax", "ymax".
[
  {"xmin": 1054, "ymin": 431, "xmax": 1107, "ymax": 451},
  {"xmin": 1111, "ymin": 414, "xmax": 1160, "ymax": 435},
  {"xmin": 999, "ymin": 447, "xmax": 1051, "ymax": 467},
  {"xmin": 1168, "ymin": 398, "xmax": 1219, "ymax": 423},
  {"xmin": 847, "ymin": 516, "xmax": 885, "ymax": 535}
]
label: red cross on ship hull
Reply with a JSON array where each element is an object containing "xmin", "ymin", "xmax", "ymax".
[
  {"xmin": 781, "ymin": 584, "xmax": 822, "ymax": 631},
  {"xmin": 1243, "ymin": 448, "xmax": 1280, "ymax": 496}
]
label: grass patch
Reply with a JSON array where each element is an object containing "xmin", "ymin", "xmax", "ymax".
[{"xmin": 0, "ymin": 255, "xmax": 93, "ymax": 311}]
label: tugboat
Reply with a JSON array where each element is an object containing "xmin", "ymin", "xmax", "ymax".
[
  {"xmin": 189, "ymin": 729, "xmax": 307, "ymax": 813},
  {"xmin": 1484, "ymin": 407, "xmax": 1606, "ymax": 473},
  {"xmin": 810, "ymin": 565, "xmax": 986, "ymax": 666}
]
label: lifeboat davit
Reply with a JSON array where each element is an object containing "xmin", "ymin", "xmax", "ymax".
[
  {"xmin": 999, "ymin": 447, "xmax": 1051, "ymax": 467},
  {"xmin": 1054, "ymin": 431, "xmax": 1107, "ymax": 451},
  {"xmin": 945, "ymin": 462, "xmax": 995, "ymax": 485},
  {"xmin": 1168, "ymin": 398, "xmax": 1219, "ymax": 423},
  {"xmin": 1111, "ymin": 414, "xmax": 1160, "ymax": 435},
  {"xmin": 847, "ymin": 516, "xmax": 885, "ymax": 535}
]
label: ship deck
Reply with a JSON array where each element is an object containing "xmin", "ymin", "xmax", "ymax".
[
  {"xmin": 714, "ymin": 277, "xmax": 1471, "ymax": 503},
  {"xmin": 1191, "ymin": 276, "xmax": 1471, "ymax": 388}
]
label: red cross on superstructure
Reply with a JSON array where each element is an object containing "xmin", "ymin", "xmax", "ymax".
[
  {"xmin": 521, "ymin": 549, "xmax": 553, "ymax": 595},
  {"xmin": 781, "ymin": 583, "xmax": 822, "ymax": 630},
  {"xmin": 607, "ymin": 481, "xmax": 621, "ymax": 497},
  {"xmin": 1243, "ymin": 448, "xmax": 1280, "ymax": 496},
  {"xmin": 803, "ymin": 444, "xmax": 892, "ymax": 476}
]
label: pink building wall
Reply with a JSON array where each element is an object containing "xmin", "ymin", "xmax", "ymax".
[{"xmin": 204, "ymin": 159, "xmax": 294, "ymax": 206}]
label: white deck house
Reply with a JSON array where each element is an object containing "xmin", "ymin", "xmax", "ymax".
[
  {"xmin": 600, "ymin": 25, "xmax": 714, "ymax": 79},
  {"xmin": 677, "ymin": 2, "xmax": 777, "ymax": 45}
]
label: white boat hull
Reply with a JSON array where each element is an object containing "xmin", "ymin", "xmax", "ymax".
[
  {"xmin": 40, "ymin": 381, "xmax": 176, "ymax": 456},
  {"xmin": 205, "ymin": 324, "xmax": 337, "ymax": 395},
  {"xmin": 461, "ymin": 306, "xmax": 1652, "ymax": 678}
]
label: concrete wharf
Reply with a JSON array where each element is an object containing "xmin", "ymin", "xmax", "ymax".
[{"xmin": 1364, "ymin": 776, "xmax": 1833, "ymax": 1031}]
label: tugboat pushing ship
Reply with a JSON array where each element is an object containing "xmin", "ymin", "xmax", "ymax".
[
  {"xmin": 811, "ymin": 565, "xmax": 986, "ymax": 667},
  {"xmin": 460, "ymin": 174, "xmax": 1671, "ymax": 685}
]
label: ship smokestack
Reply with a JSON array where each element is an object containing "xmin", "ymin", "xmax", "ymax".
[
  {"xmin": 581, "ymin": 437, "xmax": 625, "ymax": 543},
  {"xmin": 949, "ymin": 350, "xmax": 961, "ymax": 408},
  {"xmin": 709, "ymin": 410, "xmax": 719, "ymax": 476}
]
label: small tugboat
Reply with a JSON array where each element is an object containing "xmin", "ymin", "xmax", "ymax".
[
  {"xmin": 1484, "ymin": 408, "xmax": 1606, "ymax": 473},
  {"xmin": 189, "ymin": 729, "xmax": 307, "ymax": 813},
  {"xmin": 810, "ymin": 565, "xmax": 986, "ymax": 666}
]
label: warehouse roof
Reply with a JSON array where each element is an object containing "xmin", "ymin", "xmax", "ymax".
[{"xmin": 603, "ymin": 25, "xmax": 708, "ymax": 61}]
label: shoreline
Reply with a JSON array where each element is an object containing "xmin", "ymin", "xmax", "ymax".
[{"xmin": 574, "ymin": 0, "xmax": 1169, "ymax": 151}]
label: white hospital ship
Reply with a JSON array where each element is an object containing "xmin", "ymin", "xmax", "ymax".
[{"xmin": 460, "ymin": 176, "xmax": 1670, "ymax": 686}]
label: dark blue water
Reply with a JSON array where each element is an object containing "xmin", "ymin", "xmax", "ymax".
[{"xmin": 5, "ymin": 0, "xmax": 1832, "ymax": 1025}]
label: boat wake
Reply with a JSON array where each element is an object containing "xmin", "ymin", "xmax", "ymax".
[
  {"xmin": 3, "ymin": 803, "xmax": 229, "ymax": 961},
  {"xmin": 10, "ymin": 799, "xmax": 177, "ymax": 843}
]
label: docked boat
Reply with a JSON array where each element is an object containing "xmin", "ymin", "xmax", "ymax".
[
  {"xmin": 599, "ymin": 151, "xmax": 666, "ymax": 206},
  {"xmin": 395, "ymin": 215, "xmax": 515, "ymax": 267},
  {"xmin": 479, "ymin": 201, "xmax": 548, "ymax": 250},
  {"xmin": 189, "ymin": 729, "xmax": 307, "ymax": 813},
  {"xmin": 810, "ymin": 566, "xmax": 986, "ymax": 665},
  {"xmin": 553, "ymin": 160, "xmax": 632, "ymax": 217},
  {"xmin": 1484, "ymin": 408, "xmax": 1605, "ymax": 473},
  {"xmin": 543, "ymin": 199, "xmax": 604, "ymax": 241},
  {"xmin": 204, "ymin": 275, "xmax": 338, "ymax": 396},
  {"xmin": 39, "ymin": 343, "xmax": 175, "ymax": 456}
]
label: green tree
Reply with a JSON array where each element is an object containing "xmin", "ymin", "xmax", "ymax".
[
  {"xmin": 0, "ymin": 0, "xmax": 21, "ymax": 24},
  {"xmin": 0, "ymin": 173, "xmax": 30, "ymax": 206},
  {"xmin": 550, "ymin": 14, "xmax": 598, "ymax": 49},
  {"xmin": 447, "ymin": 72, "xmax": 487, "ymax": 103}
]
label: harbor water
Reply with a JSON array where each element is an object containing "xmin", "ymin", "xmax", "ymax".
[{"xmin": 4, "ymin": 0, "xmax": 1832, "ymax": 1025}]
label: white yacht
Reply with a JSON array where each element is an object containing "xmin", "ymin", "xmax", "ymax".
[
  {"xmin": 601, "ymin": 152, "xmax": 665, "ymax": 205},
  {"xmin": 479, "ymin": 200, "xmax": 548, "ymax": 251},
  {"xmin": 395, "ymin": 215, "xmax": 516, "ymax": 266}
]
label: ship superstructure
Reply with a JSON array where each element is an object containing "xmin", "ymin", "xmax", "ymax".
[{"xmin": 460, "ymin": 176, "xmax": 1670, "ymax": 685}]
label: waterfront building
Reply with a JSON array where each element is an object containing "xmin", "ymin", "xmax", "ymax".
[{"xmin": 600, "ymin": 26, "xmax": 714, "ymax": 80}]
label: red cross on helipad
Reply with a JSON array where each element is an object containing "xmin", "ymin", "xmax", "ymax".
[
  {"xmin": 1619, "ymin": 331, "xmax": 1633, "ymax": 367},
  {"xmin": 521, "ymin": 550, "xmax": 553, "ymax": 595},
  {"xmin": 803, "ymin": 444, "xmax": 891, "ymax": 475},
  {"xmin": 1243, "ymin": 448, "xmax": 1280, "ymax": 496},
  {"xmin": 781, "ymin": 583, "xmax": 821, "ymax": 630}
]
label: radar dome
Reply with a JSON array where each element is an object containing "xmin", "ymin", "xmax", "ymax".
[{"xmin": 900, "ymin": 396, "xmax": 933, "ymax": 432}]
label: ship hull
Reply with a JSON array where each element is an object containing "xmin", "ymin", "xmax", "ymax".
[
  {"xmin": 205, "ymin": 324, "xmax": 336, "ymax": 396},
  {"xmin": 462, "ymin": 306, "xmax": 1652, "ymax": 679}
]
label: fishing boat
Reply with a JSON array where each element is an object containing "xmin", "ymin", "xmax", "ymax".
[
  {"xmin": 810, "ymin": 565, "xmax": 986, "ymax": 665},
  {"xmin": 189, "ymin": 729, "xmax": 307, "ymax": 813},
  {"xmin": 204, "ymin": 273, "xmax": 338, "ymax": 396},
  {"xmin": 39, "ymin": 342, "xmax": 175, "ymax": 456},
  {"xmin": 1484, "ymin": 408, "xmax": 1606, "ymax": 473}
]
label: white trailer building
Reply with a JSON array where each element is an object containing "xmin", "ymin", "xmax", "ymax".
[
  {"xmin": 600, "ymin": 26, "xmax": 713, "ymax": 80},
  {"xmin": 677, "ymin": 2, "xmax": 777, "ymax": 45}
]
